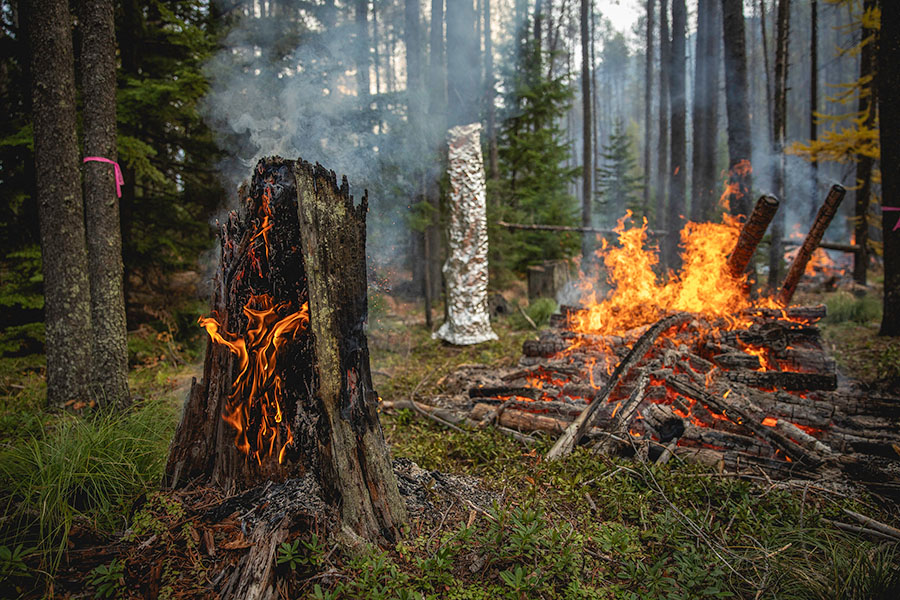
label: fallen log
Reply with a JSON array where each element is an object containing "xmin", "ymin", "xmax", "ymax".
[
  {"xmin": 778, "ymin": 184, "xmax": 847, "ymax": 305},
  {"xmin": 662, "ymin": 373, "xmax": 825, "ymax": 466},
  {"xmin": 497, "ymin": 220, "xmax": 667, "ymax": 237},
  {"xmin": 546, "ymin": 312, "xmax": 691, "ymax": 461},
  {"xmin": 726, "ymin": 195, "xmax": 780, "ymax": 278},
  {"xmin": 723, "ymin": 370, "xmax": 837, "ymax": 391},
  {"xmin": 782, "ymin": 239, "xmax": 859, "ymax": 253}
]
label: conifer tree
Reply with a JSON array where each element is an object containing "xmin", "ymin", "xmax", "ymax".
[{"xmin": 596, "ymin": 121, "xmax": 644, "ymax": 225}]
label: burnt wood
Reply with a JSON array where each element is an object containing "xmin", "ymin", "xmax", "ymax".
[
  {"xmin": 778, "ymin": 185, "xmax": 847, "ymax": 305},
  {"xmin": 726, "ymin": 194, "xmax": 780, "ymax": 277},
  {"xmin": 165, "ymin": 158, "xmax": 406, "ymax": 599}
]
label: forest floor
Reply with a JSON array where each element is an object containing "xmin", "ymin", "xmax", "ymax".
[{"xmin": 1, "ymin": 284, "xmax": 899, "ymax": 599}]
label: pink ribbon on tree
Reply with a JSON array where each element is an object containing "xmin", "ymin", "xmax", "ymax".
[
  {"xmin": 83, "ymin": 156, "xmax": 124, "ymax": 198},
  {"xmin": 884, "ymin": 207, "xmax": 900, "ymax": 232}
]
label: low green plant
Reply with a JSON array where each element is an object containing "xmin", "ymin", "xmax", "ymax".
[
  {"xmin": 0, "ymin": 399, "xmax": 177, "ymax": 573},
  {"xmin": 825, "ymin": 291, "xmax": 882, "ymax": 325},
  {"xmin": 0, "ymin": 544, "xmax": 32, "ymax": 584},
  {"xmin": 276, "ymin": 533, "xmax": 326, "ymax": 572},
  {"xmin": 876, "ymin": 344, "xmax": 900, "ymax": 379},
  {"xmin": 88, "ymin": 559, "xmax": 124, "ymax": 599},
  {"xmin": 509, "ymin": 298, "xmax": 558, "ymax": 330}
]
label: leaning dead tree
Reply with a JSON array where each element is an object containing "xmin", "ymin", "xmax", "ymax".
[{"xmin": 165, "ymin": 158, "xmax": 406, "ymax": 598}]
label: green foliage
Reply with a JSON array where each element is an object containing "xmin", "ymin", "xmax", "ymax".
[
  {"xmin": 276, "ymin": 534, "xmax": 325, "ymax": 573},
  {"xmin": 490, "ymin": 36, "xmax": 580, "ymax": 275},
  {"xmin": 0, "ymin": 247, "xmax": 45, "ymax": 357},
  {"xmin": 0, "ymin": 544, "xmax": 33, "ymax": 585},
  {"xmin": 509, "ymin": 298, "xmax": 558, "ymax": 330},
  {"xmin": 595, "ymin": 120, "xmax": 645, "ymax": 225},
  {"xmin": 0, "ymin": 399, "xmax": 178, "ymax": 573},
  {"xmin": 88, "ymin": 560, "xmax": 125, "ymax": 599},
  {"xmin": 824, "ymin": 291, "xmax": 882, "ymax": 324}
]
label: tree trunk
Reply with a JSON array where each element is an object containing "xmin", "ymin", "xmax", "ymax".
[
  {"xmin": 656, "ymin": 0, "xmax": 670, "ymax": 229},
  {"xmin": 643, "ymin": 0, "xmax": 655, "ymax": 217},
  {"xmin": 721, "ymin": 0, "xmax": 753, "ymax": 219},
  {"xmin": 424, "ymin": 0, "xmax": 446, "ymax": 324},
  {"xmin": 406, "ymin": 0, "xmax": 427, "ymax": 304},
  {"xmin": 667, "ymin": 0, "xmax": 687, "ymax": 267},
  {"xmin": 878, "ymin": 0, "xmax": 899, "ymax": 335},
  {"xmin": 768, "ymin": 0, "xmax": 790, "ymax": 288},
  {"xmin": 484, "ymin": 0, "xmax": 498, "ymax": 180},
  {"xmin": 581, "ymin": 0, "xmax": 593, "ymax": 260},
  {"xmin": 759, "ymin": 0, "xmax": 774, "ymax": 147},
  {"xmin": 355, "ymin": 0, "xmax": 371, "ymax": 99},
  {"xmin": 80, "ymin": 0, "xmax": 129, "ymax": 407},
  {"xmin": 852, "ymin": 0, "xmax": 877, "ymax": 285},
  {"xmin": 691, "ymin": 0, "xmax": 710, "ymax": 222},
  {"xmin": 30, "ymin": 0, "xmax": 93, "ymax": 407},
  {"xmin": 809, "ymin": 0, "xmax": 819, "ymax": 223},
  {"xmin": 165, "ymin": 158, "xmax": 406, "ymax": 544},
  {"xmin": 446, "ymin": 0, "xmax": 480, "ymax": 127}
]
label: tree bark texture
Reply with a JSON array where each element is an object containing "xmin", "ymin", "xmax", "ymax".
[
  {"xmin": 165, "ymin": 158, "xmax": 406, "ymax": 544},
  {"xmin": 690, "ymin": 0, "xmax": 721, "ymax": 222},
  {"xmin": 423, "ymin": 0, "xmax": 446, "ymax": 313},
  {"xmin": 355, "ymin": 0, "xmax": 371, "ymax": 99},
  {"xmin": 667, "ymin": 0, "xmax": 687, "ymax": 267},
  {"xmin": 878, "ymin": 0, "xmax": 899, "ymax": 335},
  {"xmin": 721, "ymin": 0, "xmax": 753, "ymax": 218},
  {"xmin": 852, "ymin": 0, "xmax": 877, "ymax": 285},
  {"xmin": 80, "ymin": 0, "xmax": 130, "ymax": 407},
  {"xmin": 768, "ymin": 0, "xmax": 790, "ymax": 288},
  {"xmin": 30, "ymin": 0, "xmax": 93, "ymax": 407},
  {"xmin": 809, "ymin": 0, "xmax": 819, "ymax": 223},
  {"xmin": 484, "ymin": 0, "xmax": 499, "ymax": 180},
  {"xmin": 581, "ymin": 0, "xmax": 593, "ymax": 260},
  {"xmin": 446, "ymin": 0, "xmax": 480, "ymax": 127},
  {"xmin": 656, "ymin": 0, "xmax": 671, "ymax": 228},
  {"xmin": 643, "ymin": 0, "xmax": 655, "ymax": 216}
]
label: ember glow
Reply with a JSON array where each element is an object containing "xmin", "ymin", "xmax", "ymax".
[{"xmin": 200, "ymin": 295, "xmax": 309, "ymax": 465}]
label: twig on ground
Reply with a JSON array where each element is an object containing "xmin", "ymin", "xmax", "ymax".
[{"xmin": 518, "ymin": 305, "xmax": 538, "ymax": 330}]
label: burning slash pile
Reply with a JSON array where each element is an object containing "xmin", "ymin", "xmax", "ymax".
[{"xmin": 404, "ymin": 188, "xmax": 900, "ymax": 498}]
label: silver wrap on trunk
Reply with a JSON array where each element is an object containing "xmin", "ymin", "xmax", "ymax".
[{"xmin": 434, "ymin": 123, "xmax": 498, "ymax": 345}]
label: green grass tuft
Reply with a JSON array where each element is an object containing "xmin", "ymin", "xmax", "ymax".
[
  {"xmin": 0, "ymin": 398, "xmax": 178, "ymax": 573},
  {"xmin": 824, "ymin": 292, "xmax": 882, "ymax": 325}
]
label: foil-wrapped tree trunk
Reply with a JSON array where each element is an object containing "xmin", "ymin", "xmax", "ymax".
[
  {"xmin": 164, "ymin": 158, "xmax": 406, "ymax": 598},
  {"xmin": 434, "ymin": 123, "xmax": 497, "ymax": 345}
]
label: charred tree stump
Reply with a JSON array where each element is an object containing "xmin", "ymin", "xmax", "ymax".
[
  {"xmin": 726, "ymin": 194, "xmax": 780, "ymax": 278},
  {"xmin": 164, "ymin": 158, "xmax": 406, "ymax": 599},
  {"xmin": 778, "ymin": 185, "xmax": 846, "ymax": 305}
]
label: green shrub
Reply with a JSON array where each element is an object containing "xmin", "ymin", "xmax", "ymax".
[
  {"xmin": 0, "ymin": 398, "xmax": 178, "ymax": 573},
  {"xmin": 509, "ymin": 298, "xmax": 558, "ymax": 330},
  {"xmin": 825, "ymin": 292, "xmax": 882, "ymax": 325}
]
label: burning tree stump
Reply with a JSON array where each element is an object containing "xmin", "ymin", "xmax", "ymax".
[{"xmin": 164, "ymin": 158, "xmax": 406, "ymax": 598}]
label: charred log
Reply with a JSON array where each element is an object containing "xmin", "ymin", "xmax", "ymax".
[
  {"xmin": 726, "ymin": 194, "xmax": 780, "ymax": 278},
  {"xmin": 778, "ymin": 184, "xmax": 847, "ymax": 305}
]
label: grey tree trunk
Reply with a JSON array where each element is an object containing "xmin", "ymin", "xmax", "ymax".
[
  {"xmin": 446, "ymin": 0, "xmax": 480, "ymax": 127},
  {"xmin": 355, "ymin": 0, "xmax": 371, "ymax": 99},
  {"xmin": 80, "ymin": 0, "xmax": 130, "ymax": 407},
  {"xmin": 643, "ymin": 0, "xmax": 655, "ymax": 217},
  {"xmin": 878, "ymin": 0, "xmax": 900, "ymax": 336},
  {"xmin": 667, "ymin": 0, "xmax": 687, "ymax": 267},
  {"xmin": 581, "ymin": 0, "xmax": 593, "ymax": 260},
  {"xmin": 721, "ymin": 0, "xmax": 753, "ymax": 218},
  {"xmin": 691, "ymin": 0, "xmax": 721, "ymax": 222},
  {"xmin": 759, "ymin": 0, "xmax": 774, "ymax": 147},
  {"xmin": 30, "ymin": 0, "xmax": 93, "ymax": 407},
  {"xmin": 656, "ymin": 0, "xmax": 671, "ymax": 229},
  {"xmin": 406, "ymin": 0, "xmax": 427, "ymax": 307},
  {"xmin": 852, "ymin": 0, "xmax": 877, "ymax": 285},
  {"xmin": 423, "ymin": 0, "xmax": 447, "ymax": 325},
  {"xmin": 484, "ymin": 0, "xmax": 499, "ymax": 180},
  {"xmin": 809, "ymin": 0, "xmax": 819, "ymax": 223},
  {"xmin": 767, "ymin": 0, "xmax": 790, "ymax": 288}
]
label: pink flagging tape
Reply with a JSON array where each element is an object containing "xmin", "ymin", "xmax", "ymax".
[
  {"xmin": 883, "ymin": 207, "xmax": 900, "ymax": 231},
  {"xmin": 83, "ymin": 156, "xmax": 124, "ymax": 198}
]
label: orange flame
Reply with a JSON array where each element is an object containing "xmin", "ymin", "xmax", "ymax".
[
  {"xmin": 569, "ymin": 211, "xmax": 767, "ymax": 340},
  {"xmin": 200, "ymin": 295, "xmax": 309, "ymax": 465}
]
